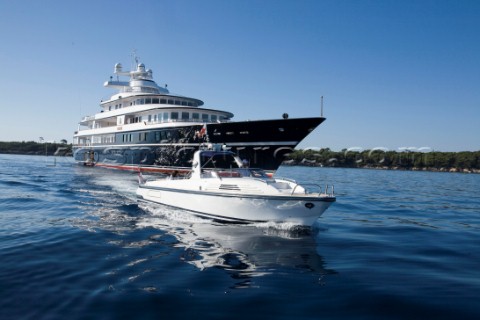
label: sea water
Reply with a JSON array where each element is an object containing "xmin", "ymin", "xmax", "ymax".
[{"xmin": 0, "ymin": 154, "xmax": 479, "ymax": 319}]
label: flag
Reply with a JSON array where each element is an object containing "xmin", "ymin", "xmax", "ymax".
[
  {"xmin": 196, "ymin": 124, "xmax": 207, "ymax": 139},
  {"xmin": 199, "ymin": 124, "xmax": 206, "ymax": 137}
]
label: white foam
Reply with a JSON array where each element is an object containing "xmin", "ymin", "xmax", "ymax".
[{"xmin": 138, "ymin": 203, "xmax": 213, "ymax": 226}]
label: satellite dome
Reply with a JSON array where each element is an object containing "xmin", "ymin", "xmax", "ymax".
[{"xmin": 114, "ymin": 63, "xmax": 122, "ymax": 73}]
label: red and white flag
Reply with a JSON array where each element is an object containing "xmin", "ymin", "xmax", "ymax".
[{"xmin": 198, "ymin": 124, "xmax": 206, "ymax": 138}]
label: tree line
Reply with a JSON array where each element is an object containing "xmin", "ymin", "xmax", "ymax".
[
  {"xmin": 285, "ymin": 148, "xmax": 480, "ymax": 173},
  {"xmin": 0, "ymin": 141, "xmax": 72, "ymax": 156},
  {"xmin": 2, "ymin": 141, "xmax": 479, "ymax": 173}
]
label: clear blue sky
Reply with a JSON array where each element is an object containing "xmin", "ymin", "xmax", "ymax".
[{"xmin": 1, "ymin": 0, "xmax": 479, "ymax": 151}]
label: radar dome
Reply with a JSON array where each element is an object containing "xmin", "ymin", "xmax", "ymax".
[{"xmin": 114, "ymin": 63, "xmax": 122, "ymax": 73}]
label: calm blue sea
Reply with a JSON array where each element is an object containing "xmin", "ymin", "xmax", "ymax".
[{"xmin": 1, "ymin": 154, "xmax": 479, "ymax": 320}]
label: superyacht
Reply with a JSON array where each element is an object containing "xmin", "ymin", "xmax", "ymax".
[{"xmin": 73, "ymin": 60, "xmax": 325, "ymax": 174}]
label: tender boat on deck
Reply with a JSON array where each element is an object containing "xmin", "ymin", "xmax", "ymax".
[{"xmin": 136, "ymin": 146, "xmax": 336, "ymax": 226}]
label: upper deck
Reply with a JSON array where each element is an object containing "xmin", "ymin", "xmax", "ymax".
[
  {"xmin": 102, "ymin": 61, "xmax": 204, "ymax": 106},
  {"xmin": 74, "ymin": 61, "xmax": 234, "ymax": 139}
]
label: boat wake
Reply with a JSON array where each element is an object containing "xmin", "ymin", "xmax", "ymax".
[
  {"xmin": 138, "ymin": 200, "xmax": 314, "ymax": 235},
  {"xmin": 138, "ymin": 202, "xmax": 214, "ymax": 225}
]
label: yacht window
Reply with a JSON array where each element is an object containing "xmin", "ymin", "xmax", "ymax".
[
  {"xmin": 167, "ymin": 99, "xmax": 174, "ymax": 104},
  {"xmin": 175, "ymin": 100, "xmax": 181, "ymax": 105},
  {"xmin": 123, "ymin": 134, "xmax": 133, "ymax": 142},
  {"xmin": 160, "ymin": 99, "xmax": 166, "ymax": 104},
  {"xmin": 187, "ymin": 102, "xmax": 193, "ymax": 106},
  {"xmin": 148, "ymin": 115, "xmax": 152, "ymax": 122},
  {"xmin": 153, "ymin": 98, "xmax": 159, "ymax": 104},
  {"xmin": 139, "ymin": 132, "xmax": 147, "ymax": 141},
  {"xmin": 192, "ymin": 113, "xmax": 199, "ymax": 120},
  {"xmin": 211, "ymin": 115, "xmax": 217, "ymax": 122},
  {"xmin": 163, "ymin": 112, "xmax": 169, "ymax": 121},
  {"xmin": 171, "ymin": 112, "xmax": 179, "ymax": 120},
  {"xmin": 155, "ymin": 131, "xmax": 160, "ymax": 142},
  {"xmin": 182, "ymin": 101, "xmax": 188, "ymax": 106},
  {"xmin": 202, "ymin": 114, "xmax": 209, "ymax": 120},
  {"xmin": 154, "ymin": 114, "xmax": 157, "ymax": 122},
  {"xmin": 146, "ymin": 98, "xmax": 152, "ymax": 104},
  {"xmin": 109, "ymin": 106, "xmax": 112, "ymax": 111},
  {"xmin": 181, "ymin": 112, "xmax": 189, "ymax": 120}
]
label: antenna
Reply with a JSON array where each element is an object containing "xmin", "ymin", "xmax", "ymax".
[
  {"xmin": 131, "ymin": 49, "xmax": 138, "ymax": 69},
  {"xmin": 321, "ymin": 96, "xmax": 324, "ymax": 117}
]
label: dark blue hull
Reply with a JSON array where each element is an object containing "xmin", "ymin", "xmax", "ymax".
[{"xmin": 73, "ymin": 117, "xmax": 324, "ymax": 173}]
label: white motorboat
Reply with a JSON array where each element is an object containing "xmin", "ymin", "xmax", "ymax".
[{"xmin": 136, "ymin": 146, "xmax": 335, "ymax": 226}]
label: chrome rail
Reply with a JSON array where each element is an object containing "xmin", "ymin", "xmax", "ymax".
[
  {"xmin": 291, "ymin": 183, "xmax": 335, "ymax": 197},
  {"xmin": 324, "ymin": 185, "xmax": 335, "ymax": 197}
]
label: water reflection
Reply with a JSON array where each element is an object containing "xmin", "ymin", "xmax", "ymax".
[{"xmin": 137, "ymin": 203, "xmax": 335, "ymax": 283}]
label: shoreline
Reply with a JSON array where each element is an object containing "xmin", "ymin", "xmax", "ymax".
[
  {"xmin": 2, "ymin": 142, "xmax": 479, "ymax": 174},
  {"xmin": 282, "ymin": 162, "xmax": 480, "ymax": 174}
]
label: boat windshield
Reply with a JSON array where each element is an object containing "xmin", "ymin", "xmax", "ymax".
[
  {"xmin": 235, "ymin": 168, "xmax": 270, "ymax": 178},
  {"xmin": 200, "ymin": 152, "xmax": 240, "ymax": 170},
  {"xmin": 202, "ymin": 167, "xmax": 269, "ymax": 179},
  {"xmin": 199, "ymin": 151, "xmax": 269, "ymax": 179}
]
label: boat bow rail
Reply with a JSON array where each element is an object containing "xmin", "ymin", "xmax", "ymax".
[{"xmin": 290, "ymin": 183, "xmax": 335, "ymax": 197}]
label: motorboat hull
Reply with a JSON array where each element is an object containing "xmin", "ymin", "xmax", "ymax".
[{"xmin": 137, "ymin": 184, "xmax": 335, "ymax": 226}]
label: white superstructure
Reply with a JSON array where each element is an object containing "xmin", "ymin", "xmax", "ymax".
[{"xmin": 74, "ymin": 62, "xmax": 232, "ymax": 148}]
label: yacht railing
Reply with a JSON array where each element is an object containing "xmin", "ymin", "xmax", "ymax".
[
  {"xmin": 76, "ymin": 118, "xmax": 230, "ymax": 132},
  {"xmin": 81, "ymin": 116, "xmax": 96, "ymax": 122}
]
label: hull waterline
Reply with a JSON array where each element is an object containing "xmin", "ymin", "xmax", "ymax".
[{"xmin": 137, "ymin": 185, "xmax": 335, "ymax": 226}]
